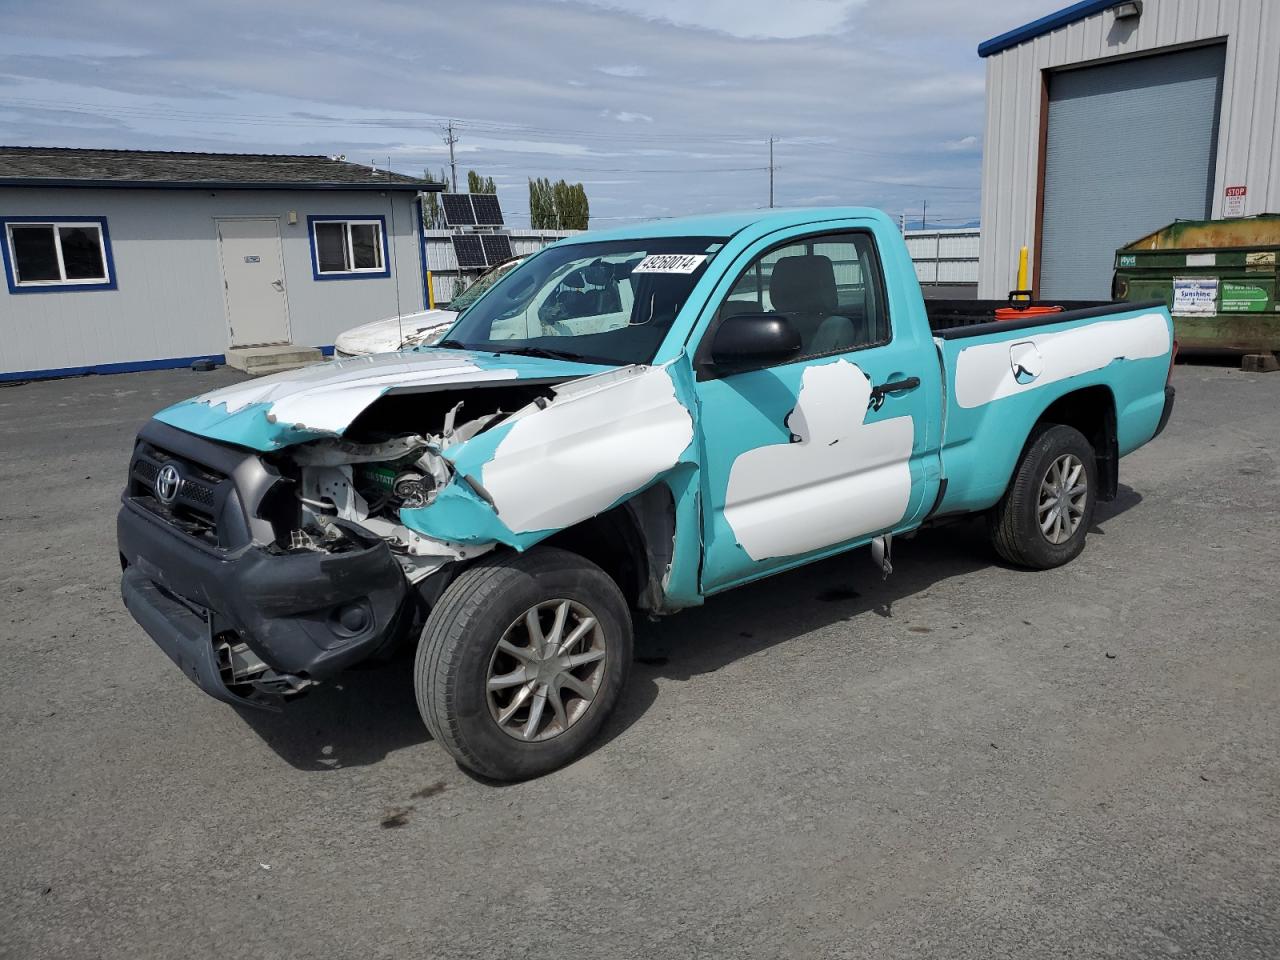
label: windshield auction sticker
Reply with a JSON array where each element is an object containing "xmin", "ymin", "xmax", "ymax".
[{"xmin": 632, "ymin": 254, "xmax": 707, "ymax": 274}]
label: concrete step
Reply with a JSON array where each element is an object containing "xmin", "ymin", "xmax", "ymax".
[
  {"xmin": 225, "ymin": 345, "xmax": 325, "ymax": 375},
  {"xmin": 242, "ymin": 358, "xmax": 329, "ymax": 377}
]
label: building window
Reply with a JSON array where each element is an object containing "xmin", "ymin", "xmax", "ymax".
[
  {"xmin": 307, "ymin": 216, "xmax": 389, "ymax": 279},
  {"xmin": 1, "ymin": 217, "xmax": 116, "ymax": 293}
]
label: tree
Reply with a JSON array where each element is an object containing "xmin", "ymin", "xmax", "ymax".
[
  {"xmin": 421, "ymin": 166, "xmax": 450, "ymax": 229},
  {"xmin": 466, "ymin": 170, "xmax": 497, "ymax": 193},
  {"xmin": 528, "ymin": 177, "xmax": 589, "ymax": 230},
  {"xmin": 563, "ymin": 182, "xmax": 589, "ymax": 230},
  {"xmin": 528, "ymin": 177, "xmax": 552, "ymax": 228}
]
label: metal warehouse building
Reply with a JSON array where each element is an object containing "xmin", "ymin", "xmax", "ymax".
[
  {"xmin": 977, "ymin": 0, "xmax": 1280, "ymax": 300},
  {"xmin": 0, "ymin": 148, "xmax": 441, "ymax": 381}
]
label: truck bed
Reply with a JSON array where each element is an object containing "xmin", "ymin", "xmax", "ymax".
[
  {"xmin": 925, "ymin": 299, "xmax": 1112, "ymax": 334},
  {"xmin": 926, "ymin": 297, "xmax": 1174, "ymax": 518}
]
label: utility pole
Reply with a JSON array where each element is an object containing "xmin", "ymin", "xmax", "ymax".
[
  {"xmin": 768, "ymin": 137, "xmax": 777, "ymax": 208},
  {"xmin": 921, "ymin": 199, "xmax": 927, "ymax": 230},
  {"xmin": 441, "ymin": 120, "xmax": 459, "ymax": 192}
]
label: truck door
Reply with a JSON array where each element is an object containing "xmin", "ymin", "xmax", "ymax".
[{"xmin": 691, "ymin": 225, "xmax": 942, "ymax": 593}]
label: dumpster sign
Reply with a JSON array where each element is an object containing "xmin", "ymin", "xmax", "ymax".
[
  {"xmin": 1220, "ymin": 282, "xmax": 1269, "ymax": 313},
  {"xmin": 1172, "ymin": 277, "xmax": 1219, "ymax": 316}
]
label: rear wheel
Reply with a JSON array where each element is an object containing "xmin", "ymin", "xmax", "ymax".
[
  {"xmin": 988, "ymin": 423, "xmax": 1097, "ymax": 569},
  {"xmin": 415, "ymin": 547, "xmax": 632, "ymax": 781}
]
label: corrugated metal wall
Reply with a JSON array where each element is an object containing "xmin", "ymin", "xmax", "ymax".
[
  {"xmin": 903, "ymin": 228, "xmax": 981, "ymax": 285},
  {"xmin": 978, "ymin": 0, "xmax": 1280, "ymax": 297},
  {"xmin": 423, "ymin": 229, "xmax": 580, "ymax": 305}
]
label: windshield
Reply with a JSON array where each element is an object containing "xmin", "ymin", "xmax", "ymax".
[
  {"xmin": 448, "ymin": 257, "xmax": 522, "ymax": 312},
  {"xmin": 440, "ymin": 237, "xmax": 724, "ymax": 366}
]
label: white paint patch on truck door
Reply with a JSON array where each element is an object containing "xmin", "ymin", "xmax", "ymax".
[
  {"xmin": 724, "ymin": 359, "xmax": 915, "ymax": 562},
  {"xmin": 481, "ymin": 364, "xmax": 694, "ymax": 533},
  {"xmin": 953, "ymin": 312, "xmax": 1170, "ymax": 409}
]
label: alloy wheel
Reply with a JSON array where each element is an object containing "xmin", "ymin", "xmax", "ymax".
[
  {"xmin": 1038, "ymin": 453, "xmax": 1088, "ymax": 544},
  {"xmin": 486, "ymin": 599, "xmax": 607, "ymax": 742}
]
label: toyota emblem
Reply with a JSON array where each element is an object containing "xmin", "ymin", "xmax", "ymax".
[{"xmin": 154, "ymin": 464, "xmax": 183, "ymax": 505}]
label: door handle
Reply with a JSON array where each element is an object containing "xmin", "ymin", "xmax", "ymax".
[
  {"xmin": 271, "ymin": 279, "xmax": 284, "ymax": 292},
  {"xmin": 869, "ymin": 376, "xmax": 920, "ymax": 411}
]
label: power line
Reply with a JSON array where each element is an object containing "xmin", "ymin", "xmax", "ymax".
[{"xmin": 0, "ymin": 96, "xmax": 976, "ymax": 158}]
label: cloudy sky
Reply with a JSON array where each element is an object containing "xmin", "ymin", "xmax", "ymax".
[{"xmin": 0, "ymin": 0, "xmax": 1059, "ymax": 228}]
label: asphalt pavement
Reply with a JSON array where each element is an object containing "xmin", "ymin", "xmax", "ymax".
[{"xmin": 2, "ymin": 360, "xmax": 1278, "ymax": 959}]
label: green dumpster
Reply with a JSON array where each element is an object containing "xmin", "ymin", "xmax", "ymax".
[{"xmin": 1112, "ymin": 215, "xmax": 1280, "ymax": 353}]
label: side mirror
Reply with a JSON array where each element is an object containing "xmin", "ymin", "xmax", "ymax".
[{"xmin": 710, "ymin": 313, "xmax": 801, "ymax": 368}]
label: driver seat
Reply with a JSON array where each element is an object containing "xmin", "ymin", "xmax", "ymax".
[{"xmin": 768, "ymin": 255, "xmax": 857, "ymax": 354}]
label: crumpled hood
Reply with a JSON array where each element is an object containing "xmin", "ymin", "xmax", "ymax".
[
  {"xmin": 154, "ymin": 348, "xmax": 612, "ymax": 451},
  {"xmin": 333, "ymin": 309, "xmax": 457, "ymax": 356}
]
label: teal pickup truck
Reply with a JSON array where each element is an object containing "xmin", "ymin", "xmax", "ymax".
[{"xmin": 118, "ymin": 208, "xmax": 1176, "ymax": 779}]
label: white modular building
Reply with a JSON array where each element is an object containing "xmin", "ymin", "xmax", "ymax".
[
  {"xmin": 0, "ymin": 147, "xmax": 441, "ymax": 381},
  {"xmin": 977, "ymin": 0, "xmax": 1280, "ymax": 299}
]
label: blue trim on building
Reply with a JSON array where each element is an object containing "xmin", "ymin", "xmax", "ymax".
[
  {"xmin": 1, "ymin": 345, "xmax": 337, "ymax": 382},
  {"xmin": 306, "ymin": 214, "xmax": 392, "ymax": 281},
  {"xmin": 979, "ymin": 0, "xmax": 1120, "ymax": 57},
  {"xmin": 416, "ymin": 196, "xmax": 431, "ymax": 310},
  {"xmin": 0, "ymin": 215, "xmax": 118, "ymax": 294},
  {"xmin": 0, "ymin": 354, "xmax": 224, "ymax": 383}
]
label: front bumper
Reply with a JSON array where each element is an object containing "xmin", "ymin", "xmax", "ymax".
[{"xmin": 118, "ymin": 500, "xmax": 412, "ymax": 709}]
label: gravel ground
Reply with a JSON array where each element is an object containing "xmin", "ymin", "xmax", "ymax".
[{"xmin": 1, "ymin": 361, "xmax": 1278, "ymax": 960}]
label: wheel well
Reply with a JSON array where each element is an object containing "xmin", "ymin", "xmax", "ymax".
[
  {"xmin": 540, "ymin": 484, "xmax": 676, "ymax": 612},
  {"xmin": 1035, "ymin": 386, "xmax": 1118, "ymax": 500}
]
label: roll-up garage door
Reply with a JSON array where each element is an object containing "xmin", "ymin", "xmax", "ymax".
[{"xmin": 1039, "ymin": 44, "xmax": 1225, "ymax": 300}]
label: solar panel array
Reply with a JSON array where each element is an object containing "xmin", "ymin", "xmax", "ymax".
[
  {"xmin": 481, "ymin": 234, "xmax": 513, "ymax": 265},
  {"xmin": 470, "ymin": 194, "xmax": 504, "ymax": 226},
  {"xmin": 441, "ymin": 193, "xmax": 504, "ymax": 227},
  {"xmin": 441, "ymin": 193, "xmax": 476, "ymax": 226},
  {"xmin": 451, "ymin": 235, "xmax": 487, "ymax": 269}
]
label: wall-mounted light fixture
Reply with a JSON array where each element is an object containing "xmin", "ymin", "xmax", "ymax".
[{"xmin": 1113, "ymin": 1, "xmax": 1142, "ymax": 19}]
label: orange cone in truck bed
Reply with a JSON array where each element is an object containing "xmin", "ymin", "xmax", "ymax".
[{"xmin": 995, "ymin": 304, "xmax": 1064, "ymax": 321}]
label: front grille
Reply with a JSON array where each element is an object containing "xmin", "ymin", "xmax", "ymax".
[
  {"xmin": 129, "ymin": 442, "xmax": 231, "ymax": 547},
  {"xmin": 183, "ymin": 478, "xmax": 216, "ymax": 508}
]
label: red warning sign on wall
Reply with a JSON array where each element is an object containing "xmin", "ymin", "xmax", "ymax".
[{"xmin": 1224, "ymin": 185, "xmax": 1247, "ymax": 218}]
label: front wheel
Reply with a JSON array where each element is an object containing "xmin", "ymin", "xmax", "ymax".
[
  {"xmin": 988, "ymin": 423, "xmax": 1097, "ymax": 569},
  {"xmin": 415, "ymin": 546, "xmax": 633, "ymax": 781}
]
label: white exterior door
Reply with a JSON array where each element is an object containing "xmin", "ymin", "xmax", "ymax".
[{"xmin": 216, "ymin": 218, "xmax": 291, "ymax": 347}]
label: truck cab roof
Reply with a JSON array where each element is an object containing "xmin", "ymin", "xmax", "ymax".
[{"xmin": 560, "ymin": 207, "xmax": 898, "ymax": 246}]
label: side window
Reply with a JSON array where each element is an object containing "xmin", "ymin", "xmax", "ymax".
[
  {"xmin": 308, "ymin": 216, "xmax": 388, "ymax": 279},
  {"xmin": 2, "ymin": 218, "xmax": 114, "ymax": 292},
  {"xmin": 715, "ymin": 232, "xmax": 890, "ymax": 361}
]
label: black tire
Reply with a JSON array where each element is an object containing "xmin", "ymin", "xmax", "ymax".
[
  {"xmin": 415, "ymin": 546, "xmax": 632, "ymax": 781},
  {"xmin": 988, "ymin": 423, "xmax": 1097, "ymax": 570}
]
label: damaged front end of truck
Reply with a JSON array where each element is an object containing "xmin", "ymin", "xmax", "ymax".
[{"xmin": 117, "ymin": 349, "xmax": 700, "ymax": 710}]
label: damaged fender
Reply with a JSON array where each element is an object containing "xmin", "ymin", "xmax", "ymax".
[{"xmin": 400, "ymin": 359, "xmax": 701, "ymax": 557}]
